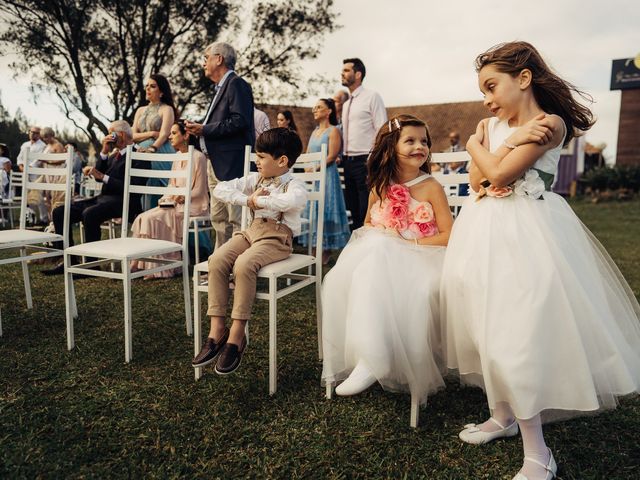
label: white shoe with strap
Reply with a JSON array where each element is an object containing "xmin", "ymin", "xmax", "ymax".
[
  {"xmin": 512, "ymin": 448, "xmax": 557, "ymax": 480},
  {"xmin": 459, "ymin": 417, "xmax": 519, "ymax": 444}
]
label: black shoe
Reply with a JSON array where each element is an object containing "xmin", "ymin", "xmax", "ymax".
[
  {"xmin": 42, "ymin": 261, "xmax": 65, "ymax": 276},
  {"xmin": 41, "ymin": 256, "xmax": 80, "ymax": 276},
  {"xmin": 214, "ymin": 336, "xmax": 247, "ymax": 375},
  {"xmin": 192, "ymin": 328, "xmax": 230, "ymax": 368}
]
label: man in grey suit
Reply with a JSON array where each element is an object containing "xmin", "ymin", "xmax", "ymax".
[{"xmin": 186, "ymin": 42, "xmax": 255, "ymax": 249}]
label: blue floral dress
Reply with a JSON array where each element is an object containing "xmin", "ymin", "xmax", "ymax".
[{"xmin": 302, "ymin": 126, "xmax": 351, "ymax": 250}]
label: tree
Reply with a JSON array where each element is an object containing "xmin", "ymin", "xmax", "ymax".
[{"xmin": 0, "ymin": 0, "xmax": 338, "ymax": 148}]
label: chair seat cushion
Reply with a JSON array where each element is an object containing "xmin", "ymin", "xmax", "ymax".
[
  {"xmin": 194, "ymin": 253, "xmax": 315, "ymax": 276},
  {"xmin": 66, "ymin": 237, "xmax": 182, "ymax": 259},
  {"xmin": 0, "ymin": 229, "xmax": 62, "ymax": 248}
]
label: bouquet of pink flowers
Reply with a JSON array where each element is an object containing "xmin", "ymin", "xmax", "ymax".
[{"xmin": 370, "ymin": 184, "xmax": 438, "ymax": 238}]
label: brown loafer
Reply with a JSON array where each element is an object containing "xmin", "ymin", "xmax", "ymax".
[
  {"xmin": 214, "ymin": 336, "xmax": 247, "ymax": 375},
  {"xmin": 192, "ymin": 328, "xmax": 230, "ymax": 368}
]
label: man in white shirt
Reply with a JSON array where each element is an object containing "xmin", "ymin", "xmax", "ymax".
[
  {"xmin": 340, "ymin": 58, "xmax": 387, "ymax": 229},
  {"xmin": 17, "ymin": 126, "xmax": 46, "ymax": 174},
  {"xmin": 253, "ymin": 107, "xmax": 271, "ymax": 138},
  {"xmin": 16, "ymin": 126, "xmax": 48, "ymax": 223}
]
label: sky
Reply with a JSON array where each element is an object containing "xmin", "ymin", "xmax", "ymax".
[{"xmin": 1, "ymin": 0, "xmax": 638, "ymax": 162}]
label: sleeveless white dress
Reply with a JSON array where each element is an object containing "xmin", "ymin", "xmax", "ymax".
[
  {"xmin": 441, "ymin": 116, "xmax": 640, "ymax": 422},
  {"xmin": 322, "ymin": 174, "xmax": 446, "ymax": 404}
]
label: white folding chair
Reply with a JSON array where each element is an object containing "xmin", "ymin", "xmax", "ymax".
[
  {"xmin": 0, "ymin": 148, "xmax": 74, "ymax": 312},
  {"xmin": 193, "ymin": 144, "xmax": 327, "ymax": 394},
  {"xmin": 63, "ymin": 145, "xmax": 195, "ymax": 362},
  {"xmin": 432, "ymin": 151, "xmax": 471, "ymax": 218}
]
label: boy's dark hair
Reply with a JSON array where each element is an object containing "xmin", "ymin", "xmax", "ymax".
[
  {"xmin": 256, "ymin": 127, "xmax": 303, "ymax": 167},
  {"xmin": 343, "ymin": 57, "xmax": 366, "ymax": 81}
]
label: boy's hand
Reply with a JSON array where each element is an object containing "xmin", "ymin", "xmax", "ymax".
[{"xmin": 247, "ymin": 187, "xmax": 269, "ymax": 210}]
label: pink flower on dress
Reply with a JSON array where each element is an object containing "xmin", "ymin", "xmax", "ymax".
[
  {"xmin": 411, "ymin": 202, "xmax": 435, "ymax": 223},
  {"xmin": 386, "ymin": 184, "xmax": 411, "ymax": 206},
  {"xmin": 485, "ymin": 185, "xmax": 513, "ymax": 198},
  {"xmin": 416, "ymin": 221, "xmax": 438, "ymax": 237},
  {"xmin": 387, "ymin": 202, "xmax": 409, "ymax": 231}
]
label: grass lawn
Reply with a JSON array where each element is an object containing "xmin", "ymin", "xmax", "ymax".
[{"xmin": 1, "ymin": 198, "xmax": 639, "ymax": 479}]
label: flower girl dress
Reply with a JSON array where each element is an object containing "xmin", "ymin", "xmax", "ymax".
[
  {"xmin": 322, "ymin": 174, "xmax": 446, "ymax": 404},
  {"xmin": 441, "ymin": 117, "xmax": 640, "ymax": 422}
]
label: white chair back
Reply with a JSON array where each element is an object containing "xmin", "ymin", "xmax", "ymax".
[
  {"xmin": 9, "ymin": 171, "xmax": 24, "ymax": 201},
  {"xmin": 431, "ymin": 151, "xmax": 471, "ymax": 213},
  {"xmin": 21, "ymin": 148, "xmax": 74, "ymax": 247},
  {"xmin": 121, "ymin": 145, "xmax": 195, "ymax": 253}
]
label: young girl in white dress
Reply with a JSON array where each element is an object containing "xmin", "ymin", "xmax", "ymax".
[
  {"xmin": 441, "ymin": 41, "xmax": 640, "ymax": 480},
  {"xmin": 322, "ymin": 114, "xmax": 453, "ymax": 405}
]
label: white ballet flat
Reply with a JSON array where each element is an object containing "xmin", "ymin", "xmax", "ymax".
[
  {"xmin": 512, "ymin": 448, "xmax": 557, "ymax": 480},
  {"xmin": 335, "ymin": 362, "xmax": 376, "ymax": 396},
  {"xmin": 458, "ymin": 417, "xmax": 519, "ymax": 444}
]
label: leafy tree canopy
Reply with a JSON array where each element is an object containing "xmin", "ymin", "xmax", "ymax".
[{"xmin": 0, "ymin": 0, "xmax": 338, "ymax": 147}]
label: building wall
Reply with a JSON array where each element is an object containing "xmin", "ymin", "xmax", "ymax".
[
  {"xmin": 616, "ymin": 89, "xmax": 640, "ymax": 166},
  {"xmin": 258, "ymin": 101, "xmax": 490, "ymax": 154}
]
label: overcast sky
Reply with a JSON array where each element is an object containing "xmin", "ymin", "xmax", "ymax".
[{"xmin": 1, "ymin": 0, "xmax": 638, "ymax": 161}]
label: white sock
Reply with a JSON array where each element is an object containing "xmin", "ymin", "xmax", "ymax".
[
  {"xmin": 477, "ymin": 401, "xmax": 514, "ymax": 432},
  {"xmin": 518, "ymin": 414, "xmax": 551, "ymax": 479}
]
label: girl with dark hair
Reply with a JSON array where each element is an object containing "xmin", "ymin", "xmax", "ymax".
[
  {"xmin": 322, "ymin": 114, "xmax": 453, "ymax": 404},
  {"xmin": 442, "ymin": 41, "xmax": 640, "ymax": 480},
  {"xmin": 276, "ymin": 110, "xmax": 298, "ymax": 132},
  {"xmin": 301, "ymin": 98, "xmax": 350, "ymax": 263},
  {"xmin": 131, "ymin": 120, "xmax": 209, "ymax": 278},
  {"xmin": 132, "ymin": 73, "xmax": 176, "ymax": 209}
]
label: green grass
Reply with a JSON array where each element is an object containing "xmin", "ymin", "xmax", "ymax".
[{"xmin": 2, "ymin": 199, "xmax": 640, "ymax": 479}]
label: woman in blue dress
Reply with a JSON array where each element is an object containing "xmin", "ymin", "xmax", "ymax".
[
  {"xmin": 132, "ymin": 74, "xmax": 176, "ymax": 209},
  {"xmin": 302, "ymin": 98, "xmax": 351, "ymax": 264}
]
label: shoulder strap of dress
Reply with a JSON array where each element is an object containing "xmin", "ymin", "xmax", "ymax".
[{"xmin": 403, "ymin": 173, "xmax": 431, "ymax": 187}]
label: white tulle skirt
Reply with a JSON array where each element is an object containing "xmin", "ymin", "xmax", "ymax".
[
  {"xmin": 321, "ymin": 227, "xmax": 446, "ymax": 404},
  {"xmin": 441, "ymin": 192, "xmax": 640, "ymax": 422}
]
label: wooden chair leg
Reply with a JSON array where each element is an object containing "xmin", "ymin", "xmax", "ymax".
[
  {"xmin": 123, "ymin": 262, "xmax": 133, "ymax": 363},
  {"xmin": 20, "ymin": 248, "xmax": 33, "ymax": 309},
  {"xmin": 64, "ymin": 254, "xmax": 75, "ymax": 350},
  {"xmin": 410, "ymin": 394, "xmax": 419, "ymax": 428},
  {"xmin": 194, "ymin": 221, "xmax": 200, "ymax": 265},
  {"xmin": 316, "ymin": 277, "xmax": 323, "ymax": 361},
  {"xmin": 193, "ymin": 272, "xmax": 203, "ymax": 381},
  {"xmin": 182, "ymin": 258, "xmax": 192, "ymax": 336},
  {"xmin": 268, "ymin": 275, "xmax": 277, "ymax": 395}
]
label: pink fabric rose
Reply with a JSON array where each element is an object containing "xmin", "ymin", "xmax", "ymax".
[
  {"xmin": 485, "ymin": 185, "xmax": 513, "ymax": 198},
  {"xmin": 386, "ymin": 184, "xmax": 410, "ymax": 206},
  {"xmin": 416, "ymin": 221, "xmax": 438, "ymax": 237},
  {"xmin": 387, "ymin": 202, "xmax": 409, "ymax": 230},
  {"xmin": 411, "ymin": 202, "xmax": 435, "ymax": 223}
]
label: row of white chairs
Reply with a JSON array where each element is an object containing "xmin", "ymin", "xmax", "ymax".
[{"xmin": 1, "ymin": 146, "xmax": 469, "ymax": 428}]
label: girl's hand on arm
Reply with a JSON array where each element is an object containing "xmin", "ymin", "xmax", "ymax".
[{"xmin": 505, "ymin": 113, "xmax": 554, "ymax": 147}]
